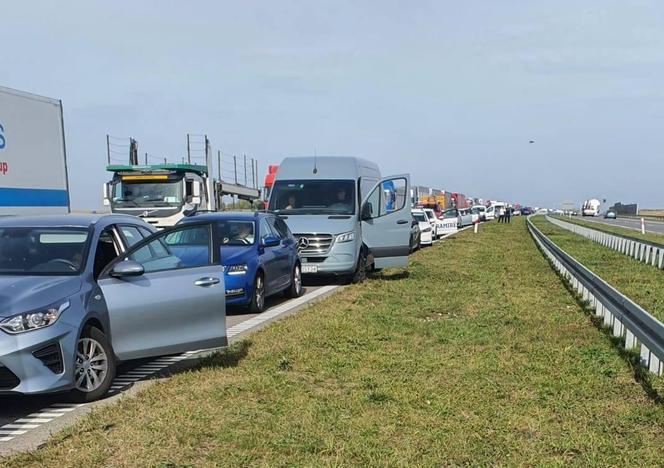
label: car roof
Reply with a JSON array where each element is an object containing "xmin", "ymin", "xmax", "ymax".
[{"xmin": 0, "ymin": 213, "xmax": 148, "ymax": 229}]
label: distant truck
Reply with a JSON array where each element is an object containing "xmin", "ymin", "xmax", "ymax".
[
  {"xmin": 582, "ymin": 199, "xmax": 601, "ymax": 217},
  {"xmin": 104, "ymin": 140, "xmax": 260, "ymax": 228},
  {"xmin": 0, "ymin": 85, "xmax": 70, "ymax": 214},
  {"xmin": 268, "ymin": 156, "xmax": 411, "ymax": 283}
]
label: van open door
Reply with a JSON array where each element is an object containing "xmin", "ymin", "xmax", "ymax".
[{"xmin": 360, "ymin": 174, "xmax": 411, "ymax": 269}]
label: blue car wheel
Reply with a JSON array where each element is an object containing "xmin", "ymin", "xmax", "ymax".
[{"xmin": 249, "ymin": 272, "xmax": 266, "ymax": 313}]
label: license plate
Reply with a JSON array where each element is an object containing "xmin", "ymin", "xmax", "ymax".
[{"xmin": 301, "ymin": 265, "xmax": 318, "ymax": 274}]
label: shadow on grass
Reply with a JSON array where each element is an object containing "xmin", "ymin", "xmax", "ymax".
[
  {"xmin": 531, "ymin": 229, "xmax": 664, "ymax": 405},
  {"xmin": 194, "ymin": 340, "xmax": 252, "ymax": 370},
  {"xmin": 369, "ymin": 270, "xmax": 410, "ymax": 281}
]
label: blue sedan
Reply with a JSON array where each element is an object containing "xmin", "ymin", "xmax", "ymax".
[{"xmin": 178, "ymin": 212, "xmax": 303, "ymax": 312}]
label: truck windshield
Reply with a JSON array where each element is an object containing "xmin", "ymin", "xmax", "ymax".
[
  {"xmin": 0, "ymin": 227, "xmax": 90, "ymax": 275},
  {"xmin": 112, "ymin": 179, "xmax": 183, "ymax": 207},
  {"xmin": 269, "ymin": 180, "xmax": 356, "ymax": 215}
]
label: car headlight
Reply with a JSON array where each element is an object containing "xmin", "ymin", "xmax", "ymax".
[
  {"xmin": 336, "ymin": 231, "xmax": 355, "ymax": 243},
  {"xmin": 0, "ymin": 302, "xmax": 70, "ymax": 335},
  {"xmin": 226, "ymin": 264, "xmax": 248, "ymax": 275}
]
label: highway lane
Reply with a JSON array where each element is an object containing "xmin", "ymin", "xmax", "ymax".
[
  {"xmin": 0, "ymin": 282, "xmax": 339, "ymax": 452},
  {"xmin": 577, "ymin": 216, "xmax": 664, "ymax": 236}
]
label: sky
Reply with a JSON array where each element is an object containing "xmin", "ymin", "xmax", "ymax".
[{"xmin": 2, "ymin": 0, "xmax": 664, "ymax": 209}]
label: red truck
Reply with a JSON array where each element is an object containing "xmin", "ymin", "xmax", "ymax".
[{"xmin": 262, "ymin": 165, "xmax": 278, "ymax": 209}]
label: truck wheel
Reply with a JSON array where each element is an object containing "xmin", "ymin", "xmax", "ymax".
[
  {"xmin": 347, "ymin": 250, "xmax": 367, "ymax": 284},
  {"xmin": 284, "ymin": 263, "xmax": 303, "ymax": 298},
  {"xmin": 249, "ymin": 273, "xmax": 266, "ymax": 313},
  {"xmin": 70, "ymin": 326, "xmax": 116, "ymax": 403}
]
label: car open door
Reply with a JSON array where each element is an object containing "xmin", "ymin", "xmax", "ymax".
[
  {"xmin": 360, "ymin": 174, "xmax": 411, "ymax": 269},
  {"xmin": 97, "ymin": 222, "xmax": 227, "ymax": 361}
]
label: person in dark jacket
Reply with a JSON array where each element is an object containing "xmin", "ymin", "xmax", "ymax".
[{"xmin": 506, "ymin": 206, "xmax": 512, "ymax": 223}]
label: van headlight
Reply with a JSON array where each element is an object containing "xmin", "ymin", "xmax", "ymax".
[
  {"xmin": 226, "ymin": 264, "xmax": 248, "ymax": 275},
  {"xmin": 0, "ymin": 302, "xmax": 70, "ymax": 335},
  {"xmin": 336, "ymin": 231, "xmax": 355, "ymax": 243}
]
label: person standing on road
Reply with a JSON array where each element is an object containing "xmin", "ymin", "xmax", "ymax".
[
  {"xmin": 506, "ymin": 206, "xmax": 512, "ymax": 223},
  {"xmin": 498, "ymin": 206, "xmax": 505, "ymax": 223}
]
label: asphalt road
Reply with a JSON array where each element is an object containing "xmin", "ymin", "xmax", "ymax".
[
  {"xmin": 580, "ymin": 216, "xmax": 664, "ymax": 235},
  {"xmin": 0, "ymin": 281, "xmax": 340, "ymax": 454}
]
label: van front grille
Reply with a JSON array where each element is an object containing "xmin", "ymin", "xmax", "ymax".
[{"xmin": 294, "ymin": 233, "xmax": 334, "ymax": 255}]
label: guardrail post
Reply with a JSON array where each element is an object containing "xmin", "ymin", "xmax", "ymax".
[
  {"xmin": 613, "ymin": 318, "xmax": 624, "ymax": 338},
  {"xmin": 625, "ymin": 330, "xmax": 637, "ymax": 349},
  {"xmin": 640, "ymin": 345, "xmax": 651, "ymax": 367}
]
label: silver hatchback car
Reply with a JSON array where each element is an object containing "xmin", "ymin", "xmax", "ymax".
[{"xmin": 0, "ymin": 215, "xmax": 227, "ymax": 401}]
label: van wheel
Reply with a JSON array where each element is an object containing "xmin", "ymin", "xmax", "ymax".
[
  {"xmin": 70, "ymin": 326, "xmax": 116, "ymax": 403},
  {"xmin": 249, "ymin": 272, "xmax": 266, "ymax": 313},
  {"xmin": 284, "ymin": 263, "xmax": 303, "ymax": 298},
  {"xmin": 347, "ymin": 250, "xmax": 367, "ymax": 284}
]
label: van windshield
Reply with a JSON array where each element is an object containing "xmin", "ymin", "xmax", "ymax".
[{"xmin": 269, "ymin": 180, "xmax": 356, "ymax": 215}]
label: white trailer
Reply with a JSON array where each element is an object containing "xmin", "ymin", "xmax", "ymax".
[
  {"xmin": 0, "ymin": 86, "xmax": 70, "ymax": 214},
  {"xmin": 582, "ymin": 199, "xmax": 601, "ymax": 217}
]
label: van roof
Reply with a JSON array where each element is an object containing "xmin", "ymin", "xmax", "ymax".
[{"xmin": 275, "ymin": 156, "xmax": 380, "ymax": 180}]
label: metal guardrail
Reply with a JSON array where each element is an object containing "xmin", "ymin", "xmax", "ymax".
[
  {"xmin": 527, "ymin": 216, "xmax": 664, "ymax": 376},
  {"xmin": 547, "ymin": 216, "xmax": 664, "ymax": 270}
]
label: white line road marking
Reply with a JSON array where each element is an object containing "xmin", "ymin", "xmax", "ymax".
[
  {"xmin": 0, "ymin": 437, "xmax": 12, "ymax": 442},
  {"xmin": 15, "ymin": 418, "xmax": 52, "ymax": 424},
  {"xmin": 50, "ymin": 403, "xmax": 84, "ymax": 408},
  {"xmin": 28, "ymin": 413, "xmax": 63, "ymax": 418},
  {"xmin": 0, "ymin": 430, "xmax": 27, "ymax": 435},
  {"xmin": 1, "ymin": 424, "xmax": 40, "ymax": 430}
]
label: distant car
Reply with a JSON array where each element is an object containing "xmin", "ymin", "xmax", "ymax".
[
  {"xmin": 604, "ymin": 210, "xmax": 617, "ymax": 219},
  {"xmin": 0, "ymin": 214, "xmax": 229, "ymax": 401},
  {"xmin": 458, "ymin": 208, "xmax": 479, "ymax": 227},
  {"xmin": 553, "ymin": 209, "xmax": 564, "ymax": 215},
  {"xmin": 512, "ymin": 209, "xmax": 521, "ymax": 216},
  {"xmin": 178, "ymin": 212, "xmax": 302, "ymax": 313},
  {"xmin": 521, "ymin": 207, "xmax": 533, "ymax": 216},
  {"xmin": 409, "ymin": 215, "xmax": 421, "ymax": 252},
  {"xmin": 470, "ymin": 205, "xmax": 487, "ymax": 221},
  {"xmin": 411, "ymin": 210, "xmax": 433, "ymax": 246},
  {"xmin": 422, "ymin": 208, "xmax": 444, "ymax": 238}
]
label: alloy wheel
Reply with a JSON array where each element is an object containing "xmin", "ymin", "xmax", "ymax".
[
  {"xmin": 75, "ymin": 337, "xmax": 109, "ymax": 393},
  {"xmin": 294, "ymin": 265, "xmax": 302, "ymax": 295},
  {"xmin": 255, "ymin": 275, "xmax": 265, "ymax": 310}
]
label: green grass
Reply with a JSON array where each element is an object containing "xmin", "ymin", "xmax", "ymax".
[
  {"xmin": 551, "ymin": 215, "xmax": 664, "ymax": 245},
  {"xmin": 532, "ymin": 216, "xmax": 664, "ymax": 327},
  {"xmin": 5, "ymin": 218, "xmax": 664, "ymax": 467}
]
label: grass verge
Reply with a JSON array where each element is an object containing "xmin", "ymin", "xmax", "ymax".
[
  {"xmin": 4, "ymin": 218, "xmax": 664, "ymax": 466},
  {"xmin": 551, "ymin": 215, "xmax": 664, "ymax": 245},
  {"xmin": 532, "ymin": 216, "xmax": 664, "ymax": 327}
]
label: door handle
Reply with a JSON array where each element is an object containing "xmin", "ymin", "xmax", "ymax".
[
  {"xmin": 396, "ymin": 219, "xmax": 409, "ymax": 225},
  {"xmin": 194, "ymin": 277, "xmax": 221, "ymax": 287}
]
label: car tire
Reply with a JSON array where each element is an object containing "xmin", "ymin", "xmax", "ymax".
[
  {"xmin": 70, "ymin": 326, "xmax": 116, "ymax": 403},
  {"xmin": 249, "ymin": 272, "xmax": 266, "ymax": 313},
  {"xmin": 284, "ymin": 263, "xmax": 303, "ymax": 298},
  {"xmin": 347, "ymin": 250, "xmax": 367, "ymax": 284}
]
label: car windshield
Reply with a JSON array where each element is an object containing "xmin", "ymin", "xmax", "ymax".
[
  {"xmin": 112, "ymin": 178, "xmax": 183, "ymax": 207},
  {"xmin": 413, "ymin": 213, "xmax": 427, "ymax": 222},
  {"xmin": 218, "ymin": 220, "xmax": 256, "ymax": 246},
  {"xmin": 442, "ymin": 209, "xmax": 458, "ymax": 218},
  {"xmin": 0, "ymin": 227, "xmax": 90, "ymax": 275},
  {"xmin": 269, "ymin": 179, "xmax": 356, "ymax": 215}
]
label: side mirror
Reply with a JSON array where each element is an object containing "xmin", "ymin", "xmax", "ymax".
[
  {"xmin": 183, "ymin": 203, "xmax": 197, "ymax": 217},
  {"xmin": 262, "ymin": 235, "xmax": 280, "ymax": 247},
  {"xmin": 361, "ymin": 202, "xmax": 373, "ymax": 221},
  {"xmin": 110, "ymin": 260, "xmax": 144, "ymax": 278},
  {"xmin": 102, "ymin": 183, "xmax": 111, "ymax": 206}
]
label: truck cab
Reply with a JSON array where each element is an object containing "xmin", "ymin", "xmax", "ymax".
[
  {"xmin": 103, "ymin": 164, "xmax": 210, "ymax": 228},
  {"xmin": 267, "ymin": 157, "xmax": 411, "ymax": 283}
]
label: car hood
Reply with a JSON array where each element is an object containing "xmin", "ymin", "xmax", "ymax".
[
  {"xmin": 0, "ymin": 276, "xmax": 83, "ymax": 319},
  {"xmin": 221, "ymin": 246, "xmax": 255, "ymax": 266},
  {"xmin": 279, "ymin": 215, "xmax": 357, "ymax": 236}
]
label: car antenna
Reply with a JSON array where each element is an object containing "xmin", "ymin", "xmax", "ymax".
[{"xmin": 313, "ymin": 148, "xmax": 318, "ymax": 174}]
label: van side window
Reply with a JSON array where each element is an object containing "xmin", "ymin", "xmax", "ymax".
[{"xmin": 359, "ymin": 178, "xmax": 378, "ymax": 201}]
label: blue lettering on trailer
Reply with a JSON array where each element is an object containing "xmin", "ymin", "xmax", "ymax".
[
  {"xmin": 0, "ymin": 187, "xmax": 69, "ymax": 206},
  {"xmin": 0, "ymin": 123, "xmax": 5, "ymax": 149}
]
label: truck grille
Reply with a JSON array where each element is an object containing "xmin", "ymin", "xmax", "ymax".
[
  {"xmin": 0, "ymin": 365, "xmax": 20, "ymax": 390},
  {"xmin": 294, "ymin": 233, "xmax": 334, "ymax": 255}
]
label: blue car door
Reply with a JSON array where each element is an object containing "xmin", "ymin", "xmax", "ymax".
[
  {"xmin": 258, "ymin": 218, "xmax": 281, "ymax": 294},
  {"xmin": 268, "ymin": 216, "xmax": 294, "ymax": 288}
]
